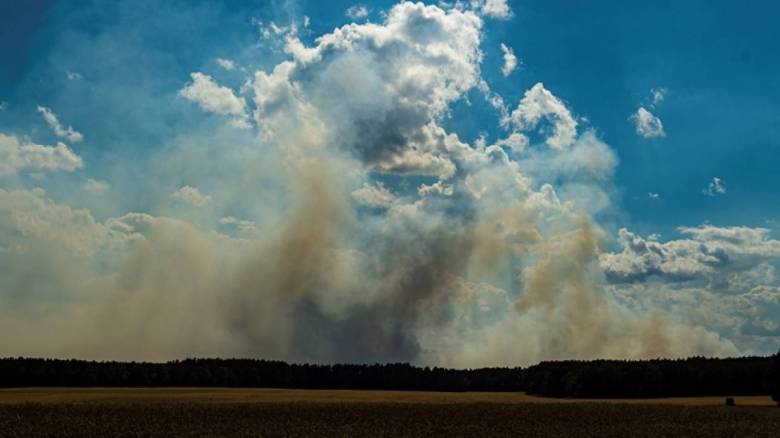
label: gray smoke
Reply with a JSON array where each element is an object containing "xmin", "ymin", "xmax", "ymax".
[{"xmin": 0, "ymin": 1, "xmax": 741, "ymax": 366}]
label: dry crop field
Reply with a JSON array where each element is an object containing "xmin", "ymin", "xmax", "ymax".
[{"xmin": 0, "ymin": 389, "xmax": 777, "ymax": 437}]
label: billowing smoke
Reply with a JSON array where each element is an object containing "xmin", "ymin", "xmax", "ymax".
[{"xmin": 0, "ymin": 2, "xmax": 740, "ymax": 366}]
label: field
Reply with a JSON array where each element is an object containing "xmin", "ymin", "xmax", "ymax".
[{"xmin": 0, "ymin": 389, "xmax": 778, "ymax": 437}]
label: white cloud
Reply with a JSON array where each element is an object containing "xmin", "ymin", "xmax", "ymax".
[
  {"xmin": 703, "ymin": 176, "xmax": 726, "ymax": 196},
  {"xmin": 0, "ymin": 101, "xmax": 7, "ymax": 111},
  {"xmin": 500, "ymin": 43, "xmax": 517, "ymax": 77},
  {"xmin": 731, "ymin": 286, "xmax": 780, "ymax": 336},
  {"xmin": 477, "ymin": 79, "xmax": 509, "ymax": 121},
  {"xmin": 496, "ymin": 132, "xmax": 528, "ymax": 153},
  {"xmin": 472, "ymin": 0, "xmax": 511, "ymax": 19},
  {"xmin": 0, "ymin": 188, "xmax": 133, "ymax": 257},
  {"xmin": 600, "ymin": 225, "xmax": 780, "ymax": 290},
  {"xmin": 254, "ymin": 19, "xmax": 299, "ymax": 39},
  {"xmin": 84, "ymin": 178, "xmax": 109, "ymax": 194},
  {"xmin": 418, "ymin": 181, "xmax": 453, "ymax": 197},
  {"xmin": 253, "ymin": 2, "xmax": 482, "ymax": 176},
  {"xmin": 179, "ymin": 72, "xmax": 250, "ymax": 129},
  {"xmin": 506, "ymin": 83, "xmax": 578, "ymax": 149},
  {"xmin": 608, "ymin": 283, "xmax": 777, "ymax": 355},
  {"xmin": 509, "ymin": 131, "xmax": 617, "ymax": 218},
  {"xmin": 66, "ymin": 71, "xmax": 82, "ymax": 81},
  {"xmin": 346, "ymin": 5, "xmax": 370, "ymax": 19},
  {"xmin": 371, "ymin": 148, "xmax": 457, "ymax": 179},
  {"xmin": 630, "ymin": 106, "xmax": 665, "ymax": 138},
  {"xmin": 219, "ymin": 216, "xmax": 258, "ymax": 236},
  {"xmin": 351, "ymin": 182, "xmax": 397, "ymax": 208},
  {"xmin": 0, "ymin": 132, "xmax": 83, "ymax": 176},
  {"xmin": 171, "ymin": 185, "xmax": 211, "ymax": 207},
  {"xmin": 303, "ymin": 16, "xmax": 311, "ymax": 28},
  {"xmin": 650, "ymin": 87, "xmax": 667, "ymax": 105},
  {"xmin": 216, "ymin": 58, "xmax": 236, "ymax": 71},
  {"xmin": 648, "ymin": 192, "xmax": 660, "ymax": 199},
  {"xmin": 36, "ymin": 106, "xmax": 84, "ymax": 143},
  {"xmin": 542, "ymin": 131, "xmax": 617, "ymax": 181},
  {"xmin": 269, "ymin": 22, "xmax": 287, "ymax": 35}
]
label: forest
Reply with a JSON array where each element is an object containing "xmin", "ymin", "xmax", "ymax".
[
  {"xmin": 2, "ymin": 354, "xmax": 778, "ymax": 399},
  {"xmin": 524, "ymin": 356, "xmax": 778, "ymax": 398}
]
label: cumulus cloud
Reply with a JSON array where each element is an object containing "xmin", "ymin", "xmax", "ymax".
[
  {"xmin": 216, "ymin": 57, "xmax": 236, "ymax": 71},
  {"xmin": 703, "ymin": 176, "xmax": 726, "ymax": 196},
  {"xmin": 472, "ymin": 0, "xmax": 511, "ymax": 19},
  {"xmin": 346, "ymin": 5, "xmax": 370, "ymax": 19},
  {"xmin": 505, "ymin": 83, "xmax": 578, "ymax": 149},
  {"xmin": 254, "ymin": 2, "xmax": 482, "ymax": 177},
  {"xmin": 66, "ymin": 71, "xmax": 82, "ymax": 81},
  {"xmin": 648, "ymin": 192, "xmax": 660, "ymax": 199},
  {"xmin": 477, "ymin": 79, "xmax": 509, "ymax": 120},
  {"xmin": 611, "ymin": 281, "xmax": 780, "ymax": 356},
  {"xmin": 651, "ymin": 87, "xmax": 667, "ymax": 105},
  {"xmin": 370, "ymin": 147, "xmax": 457, "ymax": 179},
  {"xmin": 171, "ymin": 185, "xmax": 211, "ymax": 207},
  {"xmin": 496, "ymin": 132, "xmax": 528, "ymax": 153},
  {"xmin": 179, "ymin": 72, "xmax": 250, "ymax": 128},
  {"xmin": 500, "ymin": 43, "xmax": 517, "ymax": 76},
  {"xmin": 255, "ymin": 19, "xmax": 299, "ymax": 40},
  {"xmin": 530, "ymin": 131, "xmax": 617, "ymax": 181},
  {"xmin": 37, "ymin": 106, "xmax": 84, "ymax": 143},
  {"xmin": 0, "ymin": 132, "xmax": 83, "ymax": 176},
  {"xmin": 600, "ymin": 222, "xmax": 780, "ymax": 354},
  {"xmin": 600, "ymin": 225, "xmax": 780, "ymax": 290},
  {"xmin": 733, "ymin": 286, "xmax": 780, "ymax": 336},
  {"xmin": 219, "ymin": 216, "xmax": 258, "ymax": 236},
  {"xmin": 508, "ymin": 130, "xmax": 617, "ymax": 219},
  {"xmin": 351, "ymin": 182, "xmax": 397, "ymax": 208},
  {"xmin": 418, "ymin": 181, "xmax": 454, "ymax": 197},
  {"xmin": 84, "ymin": 178, "xmax": 109, "ymax": 194},
  {"xmin": 0, "ymin": 189, "xmax": 141, "ymax": 261},
  {"xmin": 631, "ymin": 106, "xmax": 665, "ymax": 138}
]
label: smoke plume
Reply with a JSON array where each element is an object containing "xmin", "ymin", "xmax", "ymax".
[{"xmin": 0, "ymin": 1, "xmax": 740, "ymax": 366}]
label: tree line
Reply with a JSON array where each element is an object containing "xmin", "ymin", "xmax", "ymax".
[
  {"xmin": 1, "ymin": 353, "xmax": 778, "ymax": 399},
  {"xmin": 0, "ymin": 358, "xmax": 521, "ymax": 392},
  {"xmin": 774, "ymin": 353, "xmax": 780, "ymax": 405},
  {"xmin": 523, "ymin": 356, "xmax": 777, "ymax": 398}
]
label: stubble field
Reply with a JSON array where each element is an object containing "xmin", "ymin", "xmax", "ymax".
[{"xmin": 0, "ymin": 389, "xmax": 777, "ymax": 437}]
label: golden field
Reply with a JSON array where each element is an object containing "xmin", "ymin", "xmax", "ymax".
[
  {"xmin": 0, "ymin": 388, "xmax": 775, "ymax": 406},
  {"xmin": 0, "ymin": 389, "xmax": 777, "ymax": 437}
]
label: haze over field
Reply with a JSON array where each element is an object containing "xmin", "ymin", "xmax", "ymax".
[{"xmin": 1, "ymin": 0, "xmax": 779, "ymax": 367}]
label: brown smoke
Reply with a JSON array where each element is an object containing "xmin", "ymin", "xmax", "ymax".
[{"xmin": 0, "ymin": 163, "xmax": 738, "ymax": 365}]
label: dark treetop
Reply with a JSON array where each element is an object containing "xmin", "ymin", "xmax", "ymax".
[{"xmin": 2, "ymin": 353, "xmax": 778, "ymax": 398}]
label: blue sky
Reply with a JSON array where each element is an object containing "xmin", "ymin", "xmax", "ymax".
[
  {"xmin": 3, "ymin": 1, "xmax": 779, "ymax": 235},
  {"xmin": 1, "ymin": 1, "xmax": 779, "ymax": 364}
]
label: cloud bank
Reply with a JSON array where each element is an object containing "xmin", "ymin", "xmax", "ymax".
[{"xmin": 0, "ymin": 133, "xmax": 82, "ymax": 176}]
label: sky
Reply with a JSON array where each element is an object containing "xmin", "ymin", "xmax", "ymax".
[{"xmin": 1, "ymin": 0, "xmax": 779, "ymax": 366}]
